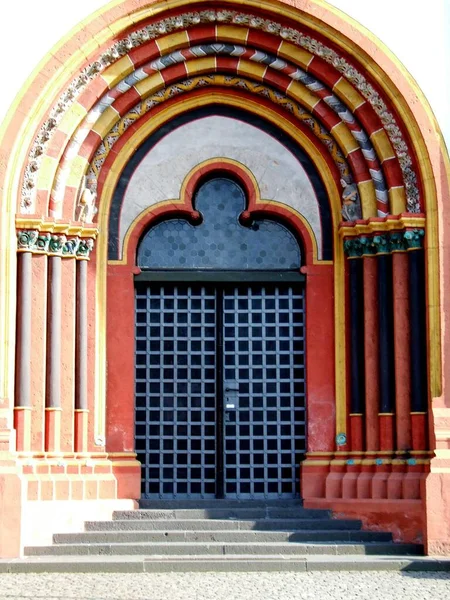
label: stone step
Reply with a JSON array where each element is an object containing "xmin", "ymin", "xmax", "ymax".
[
  {"xmin": 24, "ymin": 541, "xmax": 423, "ymax": 557},
  {"xmin": 113, "ymin": 508, "xmax": 331, "ymax": 521},
  {"xmin": 2, "ymin": 554, "xmax": 449, "ymax": 574},
  {"xmin": 85, "ymin": 518, "xmax": 363, "ymax": 532},
  {"xmin": 54, "ymin": 530, "xmax": 393, "ymax": 545}
]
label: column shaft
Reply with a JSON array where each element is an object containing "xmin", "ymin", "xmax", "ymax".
[
  {"xmin": 363, "ymin": 256, "xmax": 380, "ymax": 451},
  {"xmin": 349, "ymin": 258, "xmax": 365, "ymax": 450},
  {"xmin": 14, "ymin": 252, "xmax": 32, "ymax": 451},
  {"xmin": 377, "ymin": 254, "xmax": 395, "ymax": 450},
  {"xmin": 392, "ymin": 252, "xmax": 412, "ymax": 450},
  {"xmin": 45, "ymin": 255, "xmax": 62, "ymax": 452},
  {"xmin": 75, "ymin": 259, "xmax": 89, "ymax": 452},
  {"xmin": 16, "ymin": 252, "xmax": 32, "ymax": 407},
  {"xmin": 409, "ymin": 249, "xmax": 428, "ymax": 450}
]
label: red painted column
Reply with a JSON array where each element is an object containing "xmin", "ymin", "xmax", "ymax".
[
  {"xmin": 363, "ymin": 255, "xmax": 380, "ymax": 452},
  {"xmin": 392, "ymin": 251, "xmax": 412, "ymax": 451}
]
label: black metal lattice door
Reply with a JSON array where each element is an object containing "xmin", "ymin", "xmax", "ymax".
[{"xmin": 135, "ymin": 283, "xmax": 306, "ymax": 499}]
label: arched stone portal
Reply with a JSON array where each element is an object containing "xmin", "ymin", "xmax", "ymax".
[{"xmin": 0, "ymin": 0, "xmax": 449, "ymax": 557}]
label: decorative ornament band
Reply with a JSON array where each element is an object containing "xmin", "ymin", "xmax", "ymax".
[
  {"xmin": 344, "ymin": 229, "xmax": 425, "ymax": 258},
  {"xmin": 17, "ymin": 230, "xmax": 95, "ymax": 259}
]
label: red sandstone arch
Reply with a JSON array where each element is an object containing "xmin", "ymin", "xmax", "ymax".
[{"xmin": 0, "ymin": 0, "xmax": 449, "ymax": 558}]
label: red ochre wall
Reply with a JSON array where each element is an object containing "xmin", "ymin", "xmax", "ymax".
[{"xmin": 0, "ymin": 0, "xmax": 449, "ymax": 557}]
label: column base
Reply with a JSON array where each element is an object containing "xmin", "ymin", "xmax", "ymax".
[{"xmin": 303, "ymin": 498, "xmax": 424, "ymax": 543}]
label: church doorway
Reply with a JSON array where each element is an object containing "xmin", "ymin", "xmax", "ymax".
[{"xmin": 134, "ymin": 177, "xmax": 306, "ymax": 499}]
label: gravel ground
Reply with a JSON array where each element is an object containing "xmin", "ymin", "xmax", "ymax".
[{"xmin": 0, "ymin": 571, "xmax": 449, "ymax": 600}]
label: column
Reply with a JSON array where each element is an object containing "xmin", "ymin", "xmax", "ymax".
[
  {"xmin": 75, "ymin": 255, "xmax": 89, "ymax": 452},
  {"xmin": 14, "ymin": 250, "xmax": 33, "ymax": 451},
  {"xmin": 361, "ymin": 241, "xmax": 380, "ymax": 452},
  {"xmin": 375, "ymin": 236, "xmax": 395, "ymax": 452},
  {"xmin": 391, "ymin": 234, "xmax": 412, "ymax": 451},
  {"xmin": 349, "ymin": 254, "xmax": 365, "ymax": 450},
  {"xmin": 406, "ymin": 230, "xmax": 428, "ymax": 451},
  {"xmin": 60, "ymin": 239, "xmax": 78, "ymax": 453},
  {"xmin": 45, "ymin": 249, "xmax": 62, "ymax": 453},
  {"xmin": 341, "ymin": 240, "xmax": 365, "ymax": 500}
]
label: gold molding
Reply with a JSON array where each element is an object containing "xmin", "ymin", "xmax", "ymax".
[
  {"xmin": 339, "ymin": 216, "xmax": 426, "ymax": 238},
  {"xmin": 15, "ymin": 218, "xmax": 99, "ymax": 238}
]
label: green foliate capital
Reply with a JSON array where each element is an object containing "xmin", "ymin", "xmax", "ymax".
[
  {"xmin": 77, "ymin": 238, "xmax": 95, "ymax": 258},
  {"xmin": 17, "ymin": 229, "xmax": 39, "ymax": 251},
  {"xmin": 359, "ymin": 236, "xmax": 377, "ymax": 256},
  {"xmin": 344, "ymin": 238, "xmax": 363, "ymax": 258},
  {"xmin": 404, "ymin": 228, "xmax": 425, "ymax": 250},
  {"xmin": 390, "ymin": 232, "xmax": 408, "ymax": 252},
  {"xmin": 372, "ymin": 234, "xmax": 391, "ymax": 254},
  {"xmin": 48, "ymin": 234, "xmax": 66, "ymax": 255}
]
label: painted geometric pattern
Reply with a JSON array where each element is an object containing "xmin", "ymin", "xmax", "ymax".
[
  {"xmin": 87, "ymin": 75, "xmax": 352, "ymax": 191},
  {"xmin": 54, "ymin": 44, "xmax": 389, "ymax": 217}
]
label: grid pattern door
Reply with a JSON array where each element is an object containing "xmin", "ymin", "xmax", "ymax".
[
  {"xmin": 135, "ymin": 283, "xmax": 306, "ymax": 500},
  {"xmin": 223, "ymin": 285, "xmax": 306, "ymax": 498},
  {"xmin": 135, "ymin": 284, "xmax": 217, "ymax": 499}
]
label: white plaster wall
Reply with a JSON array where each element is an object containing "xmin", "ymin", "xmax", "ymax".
[
  {"xmin": 0, "ymin": 1, "xmax": 448, "ymax": 149},
  {"xmin": 120, "ymin": 116, "xmax": 323, "ymax": 258},
  {"xmin": 21, "ymin": 499, "xmax": 136, "ymax": 549}
]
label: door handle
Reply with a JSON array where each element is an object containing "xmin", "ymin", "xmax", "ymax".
[{"xmin": 225, "ymin": 386, "xmax": 239, "ymax": 392}]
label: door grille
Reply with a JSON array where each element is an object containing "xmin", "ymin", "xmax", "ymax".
[
  {"xmin": 222, "ymin": 285, "xmax": 305, "ymax": 498},
  {"xmin": 135, "ymin": 285, "xmax": 217, "ymax": 498},
  {"xmin": 135, "ymin": 283, "xmax": 306, "ymax": 499}
]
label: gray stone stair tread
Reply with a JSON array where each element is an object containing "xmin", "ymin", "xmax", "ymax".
[
  {"xmin": 24, "ymin": 541, "xmax": 423, "ymax": 558},
  {"xmin": 113, "ymin": 508, "xmax": 331, "ymax": 520},
  {"xmin": 1, "ymin": 554, "xmax": 448, "ymax": 574},
  {"xmin": 86, "ymin": 518, "xmax": 361, "ymax": 531},
  {"xmin": 54, "ymin": 530, "xmax": 392, "ymax": 544}
]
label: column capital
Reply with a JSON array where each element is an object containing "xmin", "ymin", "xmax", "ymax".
[
  {"xmin": 404, "ymin": 228, "xmax": 425, "ymax": 251},
  {"xmin": 343, "ymin": 238, "xmax": 364, "ymax": 258},
  {"xmin": 17, "ymin": 229, "xmax": 96, "ymax": 259},
  {"xmin": 344, "ymin": 228, "xmax": 426, "ymax": 257}
]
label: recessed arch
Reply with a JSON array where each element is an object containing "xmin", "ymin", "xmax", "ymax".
[
  {"xmin": 1, "ymin": 0, "xmax": 449, "ymax": 556},
  {"xmin": 107, "ymin": 107, "xmax": 334, "ymax": 262}
]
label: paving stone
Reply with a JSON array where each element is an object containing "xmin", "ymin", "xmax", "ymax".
[{"xmin": 0, "ymin": 570, "xmax": 449, "ymax": 600}]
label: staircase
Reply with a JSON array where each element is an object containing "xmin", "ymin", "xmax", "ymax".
[{"xmin": 5, "ymin": 500, "xmax": 438, "ymax": 573}]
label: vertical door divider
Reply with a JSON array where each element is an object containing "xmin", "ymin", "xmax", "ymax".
[{"xmin": 215, "ymin": 285, "xmax": 225, "ymax": 498}]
